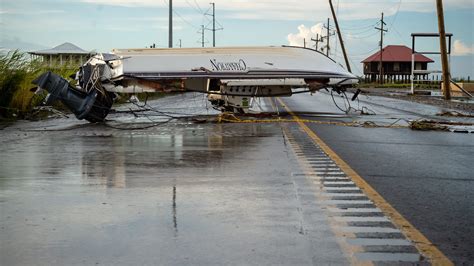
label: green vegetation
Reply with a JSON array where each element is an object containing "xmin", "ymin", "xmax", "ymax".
[
  {"xmin": 0, "ymin": 50, "xmax": 77, "ymax": 120},
  {"xmin": 358, "ymin": 82, "xmax": 440, "ymax": 90},
  {"xmin": 452, "ymin": 77, "xmax": 472, "ymax": 83}
]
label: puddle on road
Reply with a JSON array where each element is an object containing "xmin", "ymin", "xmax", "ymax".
[{"xmin": 0, "ymin": 122, "xmax": 280, "ymax": 188}]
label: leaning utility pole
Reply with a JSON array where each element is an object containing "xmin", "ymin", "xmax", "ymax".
[
  {"xmin": 329, "ymin": 0, "xmax": 351, "ymax": 73},
  {"xmin": 375, "ymin": 13, "xmax": 387, "ymax": 84},
  {"xmin": 168, "ymin": 0, "xmax": 173, "ymax": 48},
  {"xmin": 436, "ymin": 0, "xmax": 451, "ymax": 100}
]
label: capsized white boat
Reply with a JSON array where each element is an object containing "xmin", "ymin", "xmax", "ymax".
[{"xmin": 33, "ymin": 46, "xmax": 358, "ymax": 122}]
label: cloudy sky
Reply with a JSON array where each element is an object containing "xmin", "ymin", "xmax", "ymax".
[{"xmin": 1, "ymin": 0, "xmax": 473, "ymax": 77}]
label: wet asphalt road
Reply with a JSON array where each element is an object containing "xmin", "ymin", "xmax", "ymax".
[
  {"xmin": 0, "ymin": 94, "xmax": 349, "ymax": 265},
  {"xmin": 279, "ymin": 92, "xmax": 474, "ymax": 264},
  {"xmin": 0, "ymin": 92, "xmax": 473, "ymax": 265}
]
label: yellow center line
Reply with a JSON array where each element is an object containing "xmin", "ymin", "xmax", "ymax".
[{"xmin": 276, "ymin": 97, "xmax": 453, "ymax": 266}]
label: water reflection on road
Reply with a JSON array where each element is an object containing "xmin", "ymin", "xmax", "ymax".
[{"xmin": 0, "ymin": 119, "xmax": 312, "ymax": 265}]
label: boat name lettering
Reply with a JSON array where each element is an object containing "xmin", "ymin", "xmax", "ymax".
[{"xmin": 210, "ymin": 59, "xmax": 247, "ymax": 71}]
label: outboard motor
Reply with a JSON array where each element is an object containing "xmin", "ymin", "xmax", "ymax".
[{"xmin": 33, "ymin": 71, "xmax": 113, "ymax": 122}]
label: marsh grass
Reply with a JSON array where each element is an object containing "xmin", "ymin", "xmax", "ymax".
[{"xmin": 0, "ymin": 50, "xmax": 77, "ymax": 119}]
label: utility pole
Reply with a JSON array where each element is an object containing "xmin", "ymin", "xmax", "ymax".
[
  {"xmin": 326, "ymin": 18, "xmax": 330, "ymax": 56},
  {"xmin": 205, "ymin": 3, "xmax": 222, "ymax": 47},
  {"xmin": 168, "ymin": 0, "xmax": 173, "ymax": 48},
  {"xmin": 211, "ymin": 3, "xmax": 215, "ymax": 47},
  {"xmin": 311, "ymin": 33, "xmax": 321, "ymax": 51},
  {"xmin": 436, "ymin": 0, "xmax": 451, "ymax": 100},
  {"xmin": 329, "ymin": 0, "xmax": 351, "ymax": 73},
  {"xmin": 322, "ymin": 18, "xmax": 335, "ymax": 57},
  {"xmin": 375, "ymin": 13, "xmax": 387, "ymax": 84},
  {"xmin": 303, "ymin": 38, "xmax": 306, "ymax": 48},
  {"xmin": 201, "ymin": 25, "xmax": 205, "ymax": 47}
]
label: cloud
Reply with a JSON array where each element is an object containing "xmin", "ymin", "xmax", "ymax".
[
  {"xmin": 287, "ymin": 23, "xmax": 324, "ymax": 49},
  {"xmin": 79, "ymin": 0, "xmax": 473, "ymax": 21},
  {"xmin": 0, "ymin": 37, "xmax": 49, "ymax": 52},
  {"xmin": 125, "ymin": 17, "xmax": 169, "ymax": 22},
  {"xmin": 81, "ymin": 0, "xmax": 158, "ymax": 7},
  {"xmin": 99, "ymin": 24, "xmax": 184, "ymax": 32},
  {"xmin": 452, "ymin": 40, "xmax": 474, "ymax": 56},
  {"xmin": 0, "ymin": 9, "xmax": 65, "ymax": 15}
]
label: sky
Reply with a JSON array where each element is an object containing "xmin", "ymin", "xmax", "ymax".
[{"xmin": 1, "ymin": 0, "xmax": 473, "ymax": 78}]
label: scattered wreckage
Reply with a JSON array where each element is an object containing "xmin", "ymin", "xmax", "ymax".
[{"xmin": 33, "ymin": 46, "xmax": 357, "ymax": 122}]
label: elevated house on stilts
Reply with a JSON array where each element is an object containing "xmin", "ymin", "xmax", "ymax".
[
  {"xmin": 29, "ymin": 42, "xmax": 92, "ymax": 67},
  {"xmin": 361, "ymin": 45, "xmax": 434, "ymax": 84}
]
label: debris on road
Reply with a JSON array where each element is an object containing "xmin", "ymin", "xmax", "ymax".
[
  {"xmin": 410, "ymin": 119, "xmax": 474, "ymax": 133},
  {"xmin": 436, "ymin": 111, "xmax": 474, "ymax": 118}
]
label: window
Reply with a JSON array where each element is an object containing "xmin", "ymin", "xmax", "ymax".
[{"xmin": 394, "ymin": 62, "xmax": 400, "ymax": 71}]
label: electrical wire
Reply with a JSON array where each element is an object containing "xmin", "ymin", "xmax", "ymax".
[
  {"xmin": 329, "ymin": 89, "xmax": 376, "ymax": 115},
  {"xmin": 343, "ymin": 30, "xmax": 379, "ymax": 40},
  {"xmin": 340, "ymin": 21, "xmax": 378, "ymax": 31},
  {"xmin": 103, "ymin": 117, "xmax": 174, "ymax": 130},
  {"xmin": 388, "ymin": 0, "xmax": 402, "ymax": 29},
  {"xmin": 193, "ymin": 0, "xmax": 204, "ymax": 13},
  {"xmin": 162, "ymin": 0, "xmax": 200, "ymax": 30},
  {"xmin": 129, "ymin": 97, "xmax": 193, "ymax": 119},
  {"xmin": 185, "ymin": 0, "xmax": 204, "ymax": 14},
  {"xmin": 343, "ymin": 24, "xmax": 378, "ymax": 35},
  {"xmin": 216, "ymin": 112, "xmax": 407, "ymax": 129},
  {"xmin": 335, "ymin": 47, "xmax": 378, "ymax": 58}
]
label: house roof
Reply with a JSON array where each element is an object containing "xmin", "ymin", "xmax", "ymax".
[
  {"xmin": 29, "ymin": 42, "xmax": 90, "ymax": 55},
  {"xmin": 361, "ymin": 45, "xmax": 434, "ymax": 63}
]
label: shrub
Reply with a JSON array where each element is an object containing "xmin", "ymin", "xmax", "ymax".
[{"xmin": 0, "ymin": 50, "xmax": 77, "ymax": 119}]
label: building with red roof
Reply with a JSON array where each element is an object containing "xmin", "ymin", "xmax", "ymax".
[{"xmin": 361, "ymin": 45, "xmax": 434, "ymax": 83}]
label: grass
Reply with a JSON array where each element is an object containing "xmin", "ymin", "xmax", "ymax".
[
  {"xmin": 0, "ymin": 50, "xmax": 77, "ymax": 120},
  {"xmin": 358, "ymin": 82, "xmax": 440, "ymax": 89}
]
